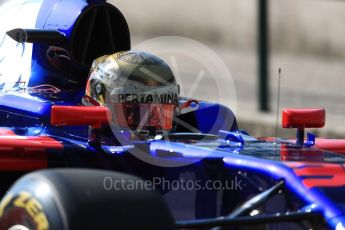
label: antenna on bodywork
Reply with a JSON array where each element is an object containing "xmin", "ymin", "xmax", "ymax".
[
  {"xmin": 275, "ymin": 68, "xmax": 282, "ymax": 149},
  {"xmin": 6, "ymin": 28, "xmax": 66, "ymax": 45}
]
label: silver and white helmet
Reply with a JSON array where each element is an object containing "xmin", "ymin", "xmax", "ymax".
[{"xmin": 84, "ymin": 50, "xmax": 179, "ymax": 134}]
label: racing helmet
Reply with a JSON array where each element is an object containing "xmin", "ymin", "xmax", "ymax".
[{"xmin": 84, "ymin": 50, "xmax": 179, "ymax": 136}]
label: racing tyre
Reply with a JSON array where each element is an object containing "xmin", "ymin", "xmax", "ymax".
[{"xmin": 0, "ymin": 169, "xmax": 175, "ymax": 230}]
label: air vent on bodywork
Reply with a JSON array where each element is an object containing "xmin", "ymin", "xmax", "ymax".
[{"xmin": 70, "ymin": 3, "xmax": 131, "ymax": 67}]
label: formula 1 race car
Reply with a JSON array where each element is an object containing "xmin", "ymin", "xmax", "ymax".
[{"xmin": 1, "ymin": 0, "xmax": 345, "ymax": 230}]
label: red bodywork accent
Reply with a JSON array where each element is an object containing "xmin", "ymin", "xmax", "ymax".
[
  {"xmin": 314, "ymin": 138, "xmax": 345, "ymax": 154},
  {"xmin": 287, "ymin": 163, "xmax": 345, "ymax": 188},
  {"xmin": 51, "ymin": 106, "xmax": 110, "ymax": 128},
  {"xmin": 257, "ymin": 137, "xmax": 277, "ymax": 142},
  {"xmin": 280, "ymin": 144, "xmax": 324, "ymax": 162},
  {"xmin": 0, "ymin": 128, "xmax": 16, "ymax": 136},
  {"xmin": 0, "ymin": 136, "xmax": 63, "ymax": 149},
  {"xmin": 282, "ymin": 108, "xmax": 325, "ymax": 128},
  {"xmin": 280, "ymin": 138, "xmax": 345, "ymax": 155},
  {"xmin": 0, "ymin": 136, "xmax": 63, "ymax": 171}
]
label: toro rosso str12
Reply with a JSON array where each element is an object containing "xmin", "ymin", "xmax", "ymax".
[{"xmin": 0, "ymin": 0, "xmax": 345, "ymax": 230}]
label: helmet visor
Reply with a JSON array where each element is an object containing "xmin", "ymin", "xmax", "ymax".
[{"xmin": 112, "ymin": 103, "xmax": 175, "ymax": 131}]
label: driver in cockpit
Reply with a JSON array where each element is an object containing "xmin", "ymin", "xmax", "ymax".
[{"xmin": 82, "ymin": 50, "xmax": 180, "ymax": 140}]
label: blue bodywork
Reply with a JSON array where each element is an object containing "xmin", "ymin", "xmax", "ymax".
[{"xmin": 0, "ymin": 1, "xmax": 345, "ymax": 229}]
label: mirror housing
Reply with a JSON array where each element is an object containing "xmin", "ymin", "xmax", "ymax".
[
  {"xmin": 282, "ymin": 108, "xmax": 325, "ymax": 129},
  {"xmin": 51, "ymin": 106, "xmax": 110, "ymax": 128},
  {"xmin": 282, "ymin": 108, "xmax": 325, "ymax": 146},
  {"xmin": 51, "ymin": 106, "xmax": 111, "ymax": 147}
]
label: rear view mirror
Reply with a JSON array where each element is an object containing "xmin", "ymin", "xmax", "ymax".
[
  {"xmin": 282, "ymin": 108, "xmax": 325, "ymax": 129},
  {"xmin": 51, "ymin": 106, "xmax": 110, "ymax": 128},
  {"xmin": 282, "ymin": 108, "xmax": 325, "ymax": 146}
]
